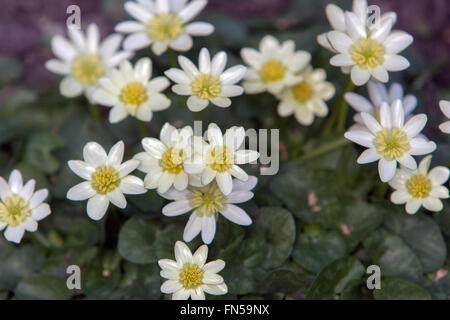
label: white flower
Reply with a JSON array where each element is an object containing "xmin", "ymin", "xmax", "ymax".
[
  {"xmin": 160, "ymin": 176, "xmax": 256, "ymax": 244},
  {"xmin": 45, "ymin": 23, "xmax": 133, "ymax": 102},
  {"xmin": 184, "ymin": 123, "xmax": 259, "ymax": 195},
  {"xmin": 389, "ymin": 155, "xmax": 449, "ymax": 214},
  {"xmin": 439, "ymin": 100, "xmax": 450, "ymax": 134},
  {"xmin": 0, "ymin": 170, "xmax": 51, "ymax": 244},
  {"xmin": 317, "ymin": 0, "xmax": 397, "ymax": 55},
  {"xmin": 66, "ymin": 141, "xmax": 146, "ymax": 221},
  {"xmin": 116, "ymin": 0, "xmax": 214, "ymax": 55},
  {"xmin": 241, "ymin": 35, "xmax": 311, "ymax": 95},
  {"xmin": 92, "ymin": 58, "xmax": 171, "ymax": 123},
  {"xmin": 344, "ymin": 99, "xmax": 437, "ymax": 182},
  {"xmin": 346, "ymin": 80, "xmax": 417, "ymax": 130},
  {"xmin": 320, "ymin": 4, "xmax": 413, "ymax": 85},
  {"xmin": 158, "ymin": 241, "xmax": 227, "ymax": 300},
  {"xmin": 134, "ymin": 123, "xmax": 193, "ymax": 193},
  {"xmin": 165, "ymin": 48, "xmax": 247, "ymax": 112},
  {"xmin": 276, "ymin": 66, "xmax": 335, "ymax": 125}
]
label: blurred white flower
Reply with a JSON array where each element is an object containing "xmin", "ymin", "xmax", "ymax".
[
  {"xmin": 439, "ymin": 100, "xmax": 450, "ymax": 134},
  {"xmin": 116, "ymin": 0, "xmax": 214, "ymax": 55},
  {"xmin": 0, "ymin": 170, "xmax": 51, "ymax": 244},
  {"xmin": 67, "ymin": 141, "xmax": 146, "ymax": 221},
  {"xmin": 389, "ymin": 156, "xmax": 449, "ymax": 214},
  {"xmin": 346, "ymin": 80, "xmax": 417, "ymax": 130},
  {"xmin": 93, "ymin": 58, "xmax": 171, "ymax": 123},
  {"xmin": 241, "ymin": 35, "xmax": 311, "ymax": 95},
  {"xmin": 183, "ymin": 123, "xmax": 259, "ymax": 195},
  {"xmin": 165, "ymin": 48, "xmax": 246, "ymax": 112},
  {"xmin": 276, "ymin": 66, "xmax": 335, "ymax": 125},
  {"xmin": 158, "ymin": 241, "xmax": 227, "ymax": 300},
  {"xmin": 45, "ymin": 23, "xmax": 133, "ymax": 102},
  {"xmin": 344, "ymin": 99, "xmax": 436, "ymax": 182},
  {"xmin": 134, "ymin": 123, "xmax": 193, "ymax": 193},
  {"xmin": 160, "ymin": 176, "xmax": 256, "ymax": 244}
]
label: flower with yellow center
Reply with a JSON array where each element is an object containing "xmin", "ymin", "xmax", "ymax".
[
  {"xmin": 45, "ymin": 23, "xmax": 133, "ymax": 102},
  {"xmin": 165, "ymin": 48, "xmax": 246, "ymax": 112},
  {"xmin": 241, "ymin": 35, "xmax": 311, "ymax": 95},
  {"xmin": 161, "ymin": 177, "xmax": 257, "ymax": 244},
  {"xmin": 93, "ymin": 58, "xmax": 171, "ymax": 123},
  {"xmin": 67, "ymin": 141, "xmax": 146, "ymax": 221},
  {"xmin": 389, "ymin": 155, "xmax": 449, "ymax": 214},
  {"xmin": 0, "ymin": 170, "xmax": 51, "ymax": 244},
  {"xmin": 159, "ymin": 241, "xmax": 228, "ymax": 300},
  {"xmin": 116, "ymin": 0, "xmax": 214, "ymax": 55},
  {"xmin": 345, "ymin": 99, "xmax": 436, "ymax": 182},
  {"xmin": 326, "ymin": 11, "xmax": 412, "ymax": 86},
  {"xmin": 277, "ymin": 66, "xmax": 335, "ymax": 126},
  {"xmin": 134, "ymin": 123, "xmax": 193, "ymax": 194}
]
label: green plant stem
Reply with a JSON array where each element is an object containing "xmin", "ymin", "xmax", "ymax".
[
  {"xmin": 28, "ymin": 231, "xmax": 51, "ymax": 253},
  {"xmin": 140, "ymin": 121, "xmax": 149, "ymax": 138},
  {"xmin": 168, "ymin": 49, "xmax": 177, "ymax": 68},
  {"xmin": 336, "ymin": 80, "xmax": 355, "ymax": 133},
  {"xmin": 300, "ymin": 137, "xmax": 350, "ymax": 161},
  {"xmin": 89, "ymin": 104, "xmax": 102, "ymax": 122}
]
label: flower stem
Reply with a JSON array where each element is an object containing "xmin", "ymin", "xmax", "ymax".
[
  {"xmin": 28, "ymin": 231, "xmax": 51, "ymax": 253},
  {"xmin": 336, "ymin": 80, "xmax": 355, "ymax": 133},
  {"xmin": 300, "ymin": 136, "xmax": 350, "ymax": 161},
  {"xmin": 140, "ymin": 121, "xmax": 149, "ymax": 138},
  {"xmin": 168, "ymin": 49, "xmax": 178, "ymax": 68},
  {"xmin": 89, "ymin": 104, "xmax": 102, "ymax": 122}
]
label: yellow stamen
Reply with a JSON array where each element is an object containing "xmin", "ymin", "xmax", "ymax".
[
  {"xmin": 350, "ymin": 38, "xmax": 385, "ymax": 69},
  {"xmin": 207, "ymin": 146, "xmax": 234, "ymax": 172},
  {"xmin": 91, "ymin": 165, "xmax": 120, "ymax": 194},
  {"xmin": 0, "ymin": 195, "xmax": 31, "ymax": 227},
  {"xmin": 260, "ymin": 60, "xmax": 286, "ymax": 82},
  {"xmin": 191, "ymin": 73, "xmax": 222, "ymax": 100},
  {"xmin": 120, "ymin": 82, "xmax": 148, "ymax": 106},
  {"xmin": 71, "ymin": 54, "xmax": 105, "ymax": 85},
  {"xmin": 148, "ymin": 13, "xmax": 183, "ymax": 42},
  {"xmin": 406, "ymin": 175, "xmax": 432, "ymax": 198},
  {"xmin": 161, "ymin": 148, "xmax": 184, "ymax": 174},
  {"xmin": 179, "ymin": 263, "xmax": 204, "ymax": 289},
  {"xmin": 190, "ymin": 183, "xmax": 226, "ymax": 217},
  {"xmin": 293, "ymin": 81, "xmax": 313, "ymax": 103},
  {"xmin": 374, "ymin": 128, "xmax": 410, "ymax": 161}
]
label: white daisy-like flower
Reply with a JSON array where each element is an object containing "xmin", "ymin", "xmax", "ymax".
[
  {"xmin": 45, "ymin": 23, "xmax": 133, "ymax": 102},
  {"xmin": 92, "ymin": 58, "xmax": 171, "ymax": 123},
  {"xmin": 240, "ymin": 35, "xmax": 311, "ymax": 95},
  {"xmin": 115, "ymin": 0, "xmax": 214, "ymax": 56},
  {"xmin": 276, "ymin": 66, "xmax": 335, "ymax": 125},
  {"xmin": 439, "ymin": 100, "xmax": 450, "ymax": 134},
  {"xmin": 66, "ymin": 141, "xmax": 146, "ymax": 221},
  {"xmin": 134, "ymin": 123, "xmax": 193, "ymax": 194},
  {"xmin": 184, "ymin": 123, "xmax": 259, "ymax": 195},
  {"xmin": 160, "ymin": 176, "xmax": 256, "ymax": 244},
  {"xmin": 0, "ymin": 170, "xmax": 51, "ymax": 244},
  {"xmin": 317, "ymin": 0, "xmax": 397, "ymax": 55},
  {"xmin": 158, "ymin": 241, "xmax": 227, "ymax": 300},
  {"xmin": 323, "ymin": 10, "xmax": 413, "ymax": 85},
  {"xmin": 344, "ymin": 99, "xmax": 437, "ymax": 182},
  {"xmin": 164, "ymin": 48, "xmax": 247, "ymax": 112},
  {"xmin": 346, "ymin": 80, "xmax": 417, "ymax": 130},
  {"xmin": 389, "ymin": 155, "xmax": 449, "ymax": 214}
]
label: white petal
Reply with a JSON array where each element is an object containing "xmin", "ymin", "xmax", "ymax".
[
  {"xmin": 344, "ymin": 92, "xmax": 373, "ymax": 113},
  {"xmin": 165, "ymin": 68, "xmax": 191, "ymax": 84},
  {"xmin": 123, "ymin": 32, "xmax": 152, "ymax": 50},
  {"xmin": 397, "ymin": 154, "xmax": 416, "ymax": 170},
  {"xmin": 185, "ymin": 22, "xmax": 214, "ymax": 36},
  {"xmin": 124, "ymin": 2, "xmax": 154, "ymax": 22},
  {"xmin": 203, "ymin": 260, "xmax": 226, "ymax": 274},
  {"xmin": 119, "ymin": 175, "xmax": 146, "ymax": 194},
  {"xmin": 178, "ymin": 56, "xmax": 199, "ymax": 78},
  {"xmin": 220, "ymin": 204, "xmax": 252, "ymax": 226},
  {"xmin": 29, "ymin": 189, "xmax": 48, "ymax": 208},
  {"xmin": 161, "ymin": 280, "xmax": 183, "ymax": 294},
  {"xmin": 201, "ymin": 216, "xmax": 216, "ymax": 244},
  {"xmin": 403, "ymin": 114, "xmax": 427, "ymax": 138},
  {"xmin": 384, "ymin": 32, "xmax": 414, "ymax": 54},
  {"xmin": 198, "ymin": 48, "xmax": 211, "ymax": 74},
  {"xmin": 207, "ymin": 123, "xmax": 223, "ymax": 146},
  {"xmin": 202, "ymin": 283, "xmax": 228, "ymax": 296},
  {"xmin": 22, "ymin": 218, "xmax": 38, "ymax": 232},
  {"xmin": 235, "ymin": 150, "xmax": 259, "ymax": 164},
  {"xmin": 216, "ymin": 172, "xmax": 232, "ymax": 195},
  {"xmin": 409, "ymin": 139, "xmax": 436, "ymax": 156},
  {"xmin": 60, "ymin": 77, "xmax": 83, "ymax": 97},
  {"xmin": 83, "ymin": 142, "xmax": 107, "ymax": 167},
  {"xmin": 423, "ymin": 197, "xmax": 443, "ymax": 212},
  {"xmin": 345, "ymin": 12, "xmax": 367, "ymax": 40},
  {"xmin": 220, "ymin": 65, "xmax": 247, "ymax": 85},
  {"xmin": 211, "ymin": 51, "xmax": 227, "ymax": 76},
  {"xmin": 193, "ymin": 244, "xmax": 208, "ymax": 267},
  {"xmin": 173, "ymin": 172, "xmax": 189, "ymax": 191},
  {"xmin": 178, "ymin": 0, "xmax": 207, "ymax": 22},
  {"xmin": 4, "ymin": 226, "xmax": 25, "ymax": 244},
  {"xmin": 87, "ymin": 194, "xmax": 109, "ymax": 220},
  {"xmin": 32, "ymin": 203, "xmax": 52, "ymax": 221},
  {"xmin": 327, "ymin": 31, "xmax": 353, "ymax": 54},
  {"xmin": 8, "ymin": 170, "xmax": 23, "ymax": 194},
  {"xmin": 351, "ymin": 66, "xmax": 371, "ymax": 86},
  {"xmin": 344, "ymin": 130, "xmax": 374, "ymax": 148},
  {"xmin": 369, "ymin": 66, "xmax": 389, "ymax": 83},
  {"xmin": 228, "ymin": 165, "xmax": 248, "ymax": 181},
  {"xmin": 45, "ymin": 59, "xmax": 70, "ymax": 75},
  {"xmin": 162, "ymin": 200, "xmax": 192, "ymax": 216},
  {"xmin": 109, "ymin": 105, "xmax": 129, "ymax": 123},
  {"xmin": 391, "ymin": 190, "xmax": 409, "ymax": 204},
  {"xmin": 330, "ymin": 53, "xmax": 354, "ymax": 67},
  {"xmin": 20, "ymin": 179, "xmax": 36, "ymax": 201},
  {"xmin": 51, "ymin": 35, "xmax": 76, "ymax": 61},
  {"xmin": 430, "ymin": 186, "xmax": 449, "ymax": 199},
  {"xmin": 115, "ymin": 21, "xmax": 146, "ymax": 33},
  {"xmin": 175, "ymin": 240, "xmax": 193, "ymax": 264},
  {"xmin": 378, "ymin": 158, "xmax": 397, "ymax": 182},
  {"xmin": 361, "ymin": 112, "xmax": 382, "ymax": 134},
  {"xmin": 326, "ymin": 4, "xmax": 345, "ymax": 31},
  {"xmin": 172, "ymin": 288, "xmax": 191, "ymax": 300},
  {"xmin": 383, "ymin": 55, "xmax": 410, "ymax": 72},
  {"xmin": 357, "ymin": 148, "xmax": 381, "ymax": 163},
  {"xmin": 170, "ymin": 34, "xmax": 193, "ymax": 52},
  {"xmin": 183, "ymin": 212, "xmax": 202, "ymax": 242},
  {"xmin": 187, "ymin": 96, "xmax": 209, "ymax": 112},
  {"xmin": 405, "ymin": 198, "xmax": 422, "ymax": 214},
  {"xmin": 107, "ymin": 141, "xmax": 124, "ymax": 167},
  {"xmin": 86, "ymin": 23, "xmax": 99, "ymax": 53},
  {"xmin": 67, "ymin": 181, "xmax": 96, "ymax": 201},
  {"xmin": 428, "ymin": 167, "xmax": 450, "ymax": 186},
  {"xmin": 210, "ymin": 97, "xmax": 231, "ymax": 108},
  {"xmin": 391, "ymin": 99, "xmax": 405, "ymax": 128},
  {"xmin": 107, "ymin": 189, "xmax": 127, "ymax": 209}
]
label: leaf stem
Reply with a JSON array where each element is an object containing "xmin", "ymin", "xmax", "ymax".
[
  {"xmin": 89, "ymin": 104, "xmax": 102, "ymax": 122},
  {"xmin": 336, "ymin": 80, "xmax": 355, "ymax": 133},
  {"xmin": 300, "ymin": 136, "xmax": 350, "ymax": 161}
]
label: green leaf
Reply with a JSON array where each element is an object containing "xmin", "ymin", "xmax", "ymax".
[
  {"xmin": 250, "ymin": 207, "xmax": 296, "ymax": 269},
  {"xmin": 373, "ymin": 278, "xmax": 431, "ymax": 300},
  {"xmin": 0, "ymin": 56, "xmax": 22, "ymax": 85},
  {"xmin": 341, "ymin": 279, "xmax": 373, "ymax": 300},
  {"xmin": 24, "ymin": 131, "xmax": 65, "ymax": 174},
  {"xmin": 116, "ymin": 262, "xmax": 161, "ymax": 300},
  {"xmin": 118, "ymin": 216, "xmax": 158, "ymax": 264},
  {"xmin": 307, "ymin": 257, "xmax": 365, "ymax": 299},
  {"xmin": 14, "ymin": 275, "xmax": 72, "ymax": 300}
]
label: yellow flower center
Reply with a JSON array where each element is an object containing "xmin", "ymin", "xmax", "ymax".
[
  {"xmin": 147, "ymin": 13, "xmax": 184, "ymax": 42},
  {"xmin": 0, "ymin": 195, "xmax": 31, "ymax": 227},
  {"xmin": 190, "ymin": 183, "xmax": 226, "ymax": 216},
  {"xmin": 71, "ymin": 54, "xmax": 105, "ymax": 85},
  {"xmin": 406, "ymin": 175, "xmax": 432, "ymax": 198},
  {"xmin": 179, "ymin": 263, "xmax": 204, "ymax": 289},
  {"xmin": 161, "ymin": 148, "xmax": 184, "ymax": 174},
  {"xmin": 293, "ymin": 81, "xmax": 313, "ymax": 103},
  {"xmin": 260, "ymin": 60, "xmax": 286, "ymax": 82},
  {"xmin": 191, "ymin": 73, "xmax": 222, "ymax": 100},
  {"xmin": 374, "ymin": 128, "xmax": 410, "ymax": 161},
  {"xmin": 207, "ymin": 146, "xmax": 234, "ymax": 172},
  {"xmin": 350, "ymin": 38, "xmax": 385, "ymax": 69},
  {"xmin": 91, "ymin": 165, "xmax": 120, "ymax": 194},
  {"xmin": 120, "ymin": 82, "xmax": 148, "ymax": 106}
]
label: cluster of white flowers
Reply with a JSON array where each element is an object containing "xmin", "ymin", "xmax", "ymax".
[{"xmin": 241, "ymin": 35, "xmax": 336, "ymax": 126}]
